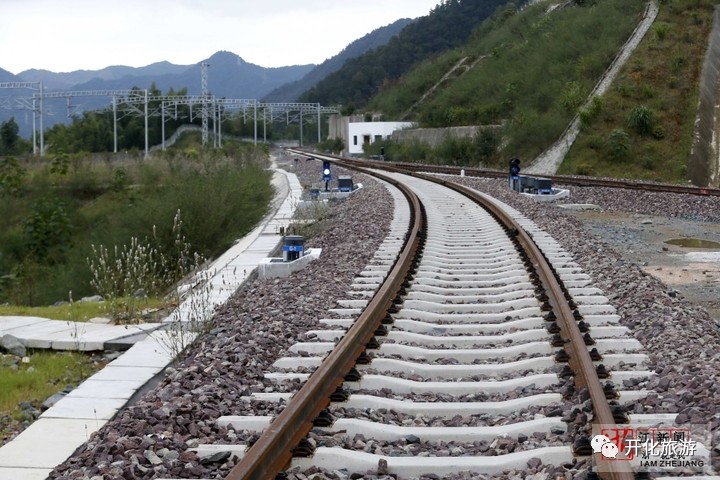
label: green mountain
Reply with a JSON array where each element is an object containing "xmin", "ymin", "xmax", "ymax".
[
  {"xmin": 299, "ymin": 0, "xmax": 518, "ymax": 110},
  {"xmin": 263, "ymin": 18, "xmax": 415, "ymax": 102},
  {"xmin": 314, "ymin": 0, "xmax": 717, "ymax": 185}
]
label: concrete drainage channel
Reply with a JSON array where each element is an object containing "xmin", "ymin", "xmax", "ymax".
[{"xmin": 168, "ymin": 173, "xmax": 675, "ymax": 479}]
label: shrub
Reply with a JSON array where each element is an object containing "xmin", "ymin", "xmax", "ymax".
[
  {"xmin": 654, "ymin": 22, "xmax": 669, "ymax": 40},
  {"xmin": 608, "ymin": 128, "xmax": 630, "ymax": 160},
  {"xmin": 627, "ymin": 105, "xmax": 655, "ymax": 135},
  {"xmin": 0, "ymin": 157, "xmax": 26, "ymax": 197},
  {"xmin": 23, "ymin": 199, "xmax": 72, "ymax": 263},
  {"xmin": 560, "ymin": 81, "xmax": 584, "ymax": 114}
]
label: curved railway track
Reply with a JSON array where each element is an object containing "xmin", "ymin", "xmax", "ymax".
[{"xmin": 181, "ymin": 154, "xmax": 667, "ymax": 480}]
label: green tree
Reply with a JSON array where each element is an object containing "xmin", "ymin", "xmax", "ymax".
[
  {"xmin": 0, "ymin": 117, "xmax": 20, "ymax": 155},
  {"xmin": 0, "ymin": 156, "xmax": 26, "ymax": 197}
]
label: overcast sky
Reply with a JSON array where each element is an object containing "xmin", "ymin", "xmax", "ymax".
[{"xmin": 1, "ymin": 0, "xmax": 441, "ymax": 74}]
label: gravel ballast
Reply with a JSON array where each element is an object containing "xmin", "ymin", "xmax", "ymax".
[{"xmin": 47, "ymin": 162, "xmax": 720, "ymax": 479}]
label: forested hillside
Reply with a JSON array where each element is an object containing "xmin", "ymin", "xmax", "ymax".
[
  {"xmin": 299, "ymin": 0, "xmax": 516, "ymax": 110},
  {"xmin": 353, "ymin": 0, "xmax": 715, "ymax": 184},
  {"xmin": 363, "ymin": 0, "xmax": 644, "ymax": 165},
  {"xmin": 263, "ymin": 18, "xmax": 414, "ymax": 102}
]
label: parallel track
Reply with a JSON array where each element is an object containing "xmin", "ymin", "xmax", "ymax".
[{"xmin": 362, "ymin": 159, "xmax": 720, "ymax": 198}]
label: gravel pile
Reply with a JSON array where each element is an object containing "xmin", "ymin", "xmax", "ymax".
[{"xmin": 48, "ymin": 163, "xmax": 720, "ymax": 479}]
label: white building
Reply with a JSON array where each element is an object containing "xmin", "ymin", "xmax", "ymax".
[{"xmin": 347, "ymin": 121, "xmax": 415, "ymax": 155}]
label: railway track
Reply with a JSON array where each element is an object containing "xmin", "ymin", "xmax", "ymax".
[
  {"xmin": 365, "ymin": 160, "xmax": 720, "ymax": 198},
  {"xmin": 149, "ymin": 155, "xmax": 695, "ymax": 480}
]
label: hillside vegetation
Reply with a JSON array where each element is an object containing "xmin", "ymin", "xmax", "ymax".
[
  {"xmin": 300, "ymin": 0, "xmax": 512, "ymax": 110},
  {"xmin": 365, "ymin": 0, "xmax": 646, "ymax": 167},
  {"xmin": 563, "ymin": 0, "xmax": 716, "ymax": 181}
]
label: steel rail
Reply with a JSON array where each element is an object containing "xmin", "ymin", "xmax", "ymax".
[
  {"xmin": 288, "ymin": 149, "xmax": 720, "ymax": 196},
  {"xmin": 384, "ymin": 161, "xmax": 720, "ymax": 197},
  {"xmin": 225, "ymin": 165, "xmax": 424, "ymax": 480},
  {"xmin": 410, "ymin": 172, "xmax": 635, "ymax": 480}
]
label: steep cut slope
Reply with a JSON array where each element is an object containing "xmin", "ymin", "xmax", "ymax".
[{"xmin": 364, "ymin": 0, "xmax": 648, "ymax": 168}]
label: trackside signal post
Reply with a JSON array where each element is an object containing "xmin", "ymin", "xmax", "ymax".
[
  {"xmin": 509, "ymin": 158, "xmax": 520, "ymax": 191},
  {"xmin": 322, "ymin": 161, "xmax": 332, "ymax": 191}
]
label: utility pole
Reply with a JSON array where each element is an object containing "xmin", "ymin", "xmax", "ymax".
[{"xmin": 201, "ymin": 62, "xmax": 209, "ymax": 149}]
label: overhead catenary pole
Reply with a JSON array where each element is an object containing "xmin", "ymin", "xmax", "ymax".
[
  {"xmin": 216, "ymin": 102, "xmax": 223, "ymax": 148},
  {"xmin": 112, "ymin": 97, "xmax": 117, "ymax": 153},
  {"xmin": 201, "ymin": 62, "xmax": 209, "ymax": 149},
  {"xmin": 39, "ymin": 82, "xmax": 44, "ymax": 156},
  {"xmin": 161, "ymin": 100, "xmax": 166, "ymax": 150},
  {"xmin": 32, "ymin": 97, "xmax": 36, "ymax": 155},
  {"xmin": 253, "ymin": 99, "xmax": 258, "ymax": 146},
  {"xmin": 144, "ymin": 89, "xmax": 148, "ymax": 157},
  {"xmin": 317, "ymin": 103, "xmax": 321, "ymax": 144}
]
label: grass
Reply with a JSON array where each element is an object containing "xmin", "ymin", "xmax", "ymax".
[
  {"xmin": 0, "ymin": 350, "xmax": 102, "ymax": 444},
  {"xmin": 0, "ymin": 137, "xmax": 274, "ymax": 306},
  {"xmin": 561, "ymin": 0, "xmax": 717, "ymax": 182},
  {"xmin": 0, "ymin": 296, "xmax": 168, "ymax": 322}
]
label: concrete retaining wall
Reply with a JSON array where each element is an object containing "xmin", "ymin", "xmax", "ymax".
[
  {"xmin": 392, "ymin": 125, "xmax": 498, "ymax": 148},
  {"xmin": 690, "ymin": 5, "xmax": 720, "ymax": 187}
]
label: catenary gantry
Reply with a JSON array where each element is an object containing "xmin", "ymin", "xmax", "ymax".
[{"xmin": 0, "ymin": 82, "xmax": 340, "ymax": 156}]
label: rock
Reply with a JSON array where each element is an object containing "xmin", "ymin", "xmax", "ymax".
[
  {"xmin": 377, "ymin": 458, "xmax": 389, "ymax": 475},
  {"xmin": 199, "ymin": 451, "xmax": 231, "ymax": 465},
  {"xmin": 527, "ymin": 457, "xmax": 542, "ymax": 469},
  {"xmin": 143, "ymin": 449, "xmax": 163, "ymax": 466},
  {"xmin": 132, "ymin": 288, "xmax": 147, "ymax": 299},
  {"xmin": 89, "ymin": 317, "xmax": 112, "ymax": 324},
  {"xmin": 79, "ymin": 295, "xmax": 104, "ymax": 303},
  {"xmin": 42, "ymin": 392, "xmax": 67, "ymax": 410},
  {"xmin": 405, "ymin": 434, "xmax": 420, "ymax": 444},
  {"xmin": 1, "ymin": 334, "xmax": 26, "ymax": 357}
]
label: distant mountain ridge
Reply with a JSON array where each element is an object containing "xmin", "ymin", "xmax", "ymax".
[
  {"xmin": 18, "ymin": 61, "xmax": 193, "ymax": 91},
  {"xmin": 0, "ymin": 67, "xmax": 20, "ymax": 82},
  {"xmin": 263, "ymin": 18, "xmax": 414, "ymax": 102}
]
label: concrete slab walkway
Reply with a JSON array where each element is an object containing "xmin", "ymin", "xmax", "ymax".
[
  {"xmin": 0, "ymin": 160, "xmax": 302, "ymax": 480},
  {"xmin": 0, "ymin": 316, "xmax": 162, "ymax": 351}
]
